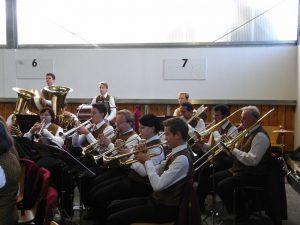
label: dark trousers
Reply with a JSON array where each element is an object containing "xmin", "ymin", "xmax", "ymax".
[
  {"xmin": 107, "ymin": 197, "xmax": 178, "ymax": 225},
  {"xmin": 211, "ymin": 170, "xmax": 265, "ymax": 215},
  {"xmin": 89, "ymin": 176, "xmax": 153, "ymax": 223},
  {"xmin": 197, "ymin": 155, "xmax": 233, "ymax": 209}
]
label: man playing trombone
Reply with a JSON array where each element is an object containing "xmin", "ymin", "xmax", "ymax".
[
  {"xmin": 207, "ymin": 106, "xmax": 271, "ymax": 222},
  {"xmin": 196, "ymin": 104, "xmax": 238, "ymax": 212}
]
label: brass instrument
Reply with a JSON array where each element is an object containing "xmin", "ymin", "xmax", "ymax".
[
  {"xmin": 11, "ymin": 87, "xmax": 36, "ymax": 136},
  {"xmin": 33, "ymin": 119, "xmax": 46, "ymax": 142},
  {"xmin": 43, "ymin": 86, "xmax": 73, "ymax": 117},
  {"xmin": 188, "ymin": 108, "xmax": 242, "ymax": 143},
  {"xmin": 101, "ymin": 141, "xmax": 167, "ymax": 165},
  {"xmin": 99, "ymin": 136, "xmax": 141, "ymax": 162},
  {"xmin": 195, "ymin": 108, "xmax": 275, "ymax": 171},
  {"xmin": 81, "ymin": 129, "xmax": 116, "ymax": 155},
  {"xmin": 187, "ymin": 105, "xmax": 207, "ymax": 124},
  {"xmin": 59, "ymin": 119, "xmax": 92, "ymax": 139}
]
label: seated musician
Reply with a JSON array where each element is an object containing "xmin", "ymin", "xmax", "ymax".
[
  {"xmin": 91, "ymin": 81, "xmax": 116, "ymax": 123},
  {"xmin": 87, "ymin": 114, "xmax": 165, "ymax": 223},
  {"xmin": 208, "ymin": 106, "xmax": 271, "ymax": 222},
  {"xmin": 79, "ymin": 109, "xmax": 140, "ymax": 215},
  {"xmin": 23, "ymin": 107, "xmax": 64, "ymax": 147},
  {"xmin": 196, "ymin": 104, "xmax": 238, "ymax": 211},
  {"xmin": 55, "ymin": 100, "xmax": 79, "ymax": 133},
  {"xmin": 106, "ymin": 117, "xmax": 194, "ymax": 225},
  {"xmin": 180, "ymin": 102, "xmax": 205, "ymax": 137},
  {"xmin": 71, "ymin": 103, "xmax": 114, "ymax": 159}
]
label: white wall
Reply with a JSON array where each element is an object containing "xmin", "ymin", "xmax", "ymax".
[{"xmin": 0, "ymin": 46, "xmax": 297, "ymax": 101}]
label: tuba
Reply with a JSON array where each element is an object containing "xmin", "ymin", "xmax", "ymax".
[
  {"xmin": 43, "ymin": 86, "xmax": 73, "ymax": 117},
  {"xmin": 11, "ymin": 88, "xmax": 35, "ymax": 136}
]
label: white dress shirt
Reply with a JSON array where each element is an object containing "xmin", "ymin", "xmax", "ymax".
[
  {"xmin": 72, "ymin": 120, "xmax": 114, "ymax": 147},
  {"xmin": 232, "ymin": 125, "xmax": 270, "ymax": 166},
  {"xmin": 91, "ymin": 93, "xmax": 117, "ymax": 122},
  {"xmin": 144, "ymin": 143, "xmax": 189, "ymax": 192},
  {"xmin": 0, "ymin": 165, "xmax": 6, "ymax": 189},
  {"xmin": 130, "ymin": 135, "xmax": 165, "ymax": 177}
]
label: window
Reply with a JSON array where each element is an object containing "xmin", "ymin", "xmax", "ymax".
[
  {"xmin": 0, "ymin": 0, "xmax": 6, "ymax": 45},
  {"xmin": 16, "ymin": 0, "xmax": 299, "ymax": 46}
]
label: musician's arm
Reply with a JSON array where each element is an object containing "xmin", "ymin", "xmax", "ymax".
[{"xmin": 106, "ymin": 95, "xmax": 117, "ymax": 122}]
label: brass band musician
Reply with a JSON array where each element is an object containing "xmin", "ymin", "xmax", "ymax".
[
  {"xmin": 87, "ymin": 114, "xmax": 165, "ymax": 223},
  {"xmin": 196, "ymin": 104, "xmax": 238, "ymax": 212},
  {"xmin": 23, "ymin": 107, "xmax": 64, "ymax": 147},
  {"xmin": 71, "ymin": 103, "xmax": 114, "ymax": 157},
  {"xmin": 180, "ymin": 102, "xmax": 205, "ymax": 138},
  {"xmin": 91, "ymin": 81, "xmax": 116, "ymax": 123}
]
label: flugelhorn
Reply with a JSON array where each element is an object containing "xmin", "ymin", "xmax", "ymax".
[
  {"xmin": 195, "ymin": 108, "xmax": 275, "ymax": 172},
  {"xmin": 81, "ymin": 129, "xmax": 116, "ymax": 155},
  {"xmin": 102, "ymin": 141, "xmax": 167, "ymax": 165}
]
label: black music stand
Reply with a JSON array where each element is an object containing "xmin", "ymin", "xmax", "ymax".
[
  {"xmin": 34, "ymin": 138, "xmax": 95, "ymax": 224},
  {"xmin": 15, "ymin": 114, "xmax": 40, "ymax": 133}
]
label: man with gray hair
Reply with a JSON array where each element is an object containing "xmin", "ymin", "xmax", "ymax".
[
  {"xmin": 91, "ymin": 81, "xmax": 117, "ymax": 123},
  {"xmin": 205, "ymin": 105, "xmax": 271, "ymax": 222}
]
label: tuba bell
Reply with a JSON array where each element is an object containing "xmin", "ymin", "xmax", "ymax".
[
  {"xmin": 43, "ymin": 86, "xmax": 73, "ymax": 117},
  {"xmin": 11, "ymin": 87, "xmax": 36, "ymax": 136}
]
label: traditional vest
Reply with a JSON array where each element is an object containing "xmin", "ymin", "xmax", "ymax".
[
  {"xmin": 189, "ymin": 117, "xmax": 200, "ymax": 128},
  {"xmin": 0, "ymin": 151, "xmax": 22, "ymax": 225},
  {"xmin": 230, "ymin": 126, "xmax": 271, "ymax": 176},
  {"xmin": 95, "ymin": 94, "xmax": 111, "ymax": 115},
  {"xmin": 111, "ymin": 129, "xmax": 137, "ymax": 143},
  {"xmin": 47, "ymin": 123, "xmax": 59, "ymax": 136},
  {"xmin": 128, "ymin": 138, "xmax": 162, "ymax": 184},
  {"xmin": 152, "ymin": 148, "xmax": 194, "ymax": 206},
  {"xmin": 211, "ymin": 122, "xmax": 234, "ymax": 155},
  {"xmin": 81, "ymin": 122, "xmax": 109, "ymax": 147}
]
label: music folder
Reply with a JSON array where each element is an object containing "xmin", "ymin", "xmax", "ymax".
[
  {"xmin": 15, "ymin": 114, "xmax": 40, "ymax": 133},
  {"xmin": 35, "ymin": 137, "xmax": 96, "ymax": 177}
]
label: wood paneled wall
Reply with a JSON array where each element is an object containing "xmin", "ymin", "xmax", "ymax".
[{"xmin": 1, "ymin": 101, "xmax": 295, "ymax": 150}]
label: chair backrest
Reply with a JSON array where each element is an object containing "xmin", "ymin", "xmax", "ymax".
[
  {"xmin": 177, "ymin": 179, "xmax": 202, "ymax": 225},
  {"xmin": 265, "ymin": 154, "xmax": 288, "ymax": 224},
  {"xmin": 18, "ymin": 158, "xmax": 39, "ymax": 208}
]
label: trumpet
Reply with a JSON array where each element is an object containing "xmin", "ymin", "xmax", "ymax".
[
  {"xmin": 33, "ymin": 119, "xmax": 46, "ymax": 142},
  {"xmin": 81, "ymin": 129, "xmax": 116, "ymax": 155},
  {"xmin": 195, "ymin": 108, "xmax": 275, "ymax": 172},
  {"xmin": 59, "ymin": 119, "xmax": 92, "ymax": 139},
  {"xmin": 102, "ymin": 141, "xmax": 167, "ymax": 165}
]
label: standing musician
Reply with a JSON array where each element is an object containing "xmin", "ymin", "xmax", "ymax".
[
  {"xmin": 91, "ymin": 81, "xmax": 117, "ymax": 123},
  {"xmin": 196, "ymin": 104, "xmax": 238, "ymax": 211},
  {"xmin": 38, "ymin": 73, "xmax": 56, "ymax": 108},
  {"xmin": 87, "ymin": 114, "xmax": 165, "ymax": 223},
  {"xmin": 71, "ymin": 103, "xmax": 114, "ymax": 159},
  {"xmin": 106, "ymin": 117, "xmax": 195, "ymax": 225},
  {"xmin": 173, "ymin": 92, "xmax": 190, "ymax": 117},
  {"xmin": 23, "ymin": 107, "xmax": 64, "ymax": 147},
  {"xmin": 209, "ymin": 106, "xmax": 271, "ymax": 222}
]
